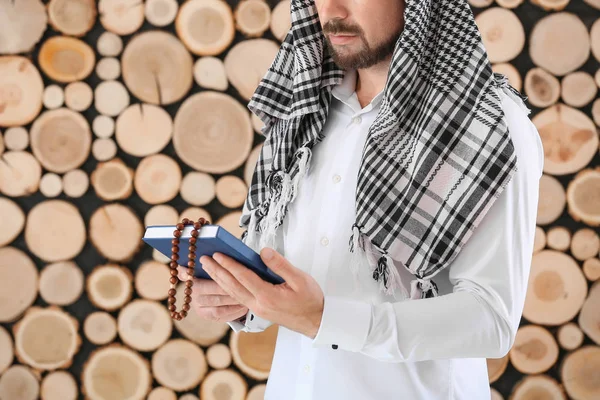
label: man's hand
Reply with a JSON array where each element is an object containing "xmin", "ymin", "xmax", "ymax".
[
  {"xmin": 200, "ymin": 247, "xmax": 325, "ymax": 339},
  {"xmin": 176, "ymin": 267, "xmax": 249, "ymax": 323}
]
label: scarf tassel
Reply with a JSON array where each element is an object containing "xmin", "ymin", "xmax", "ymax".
[{"xmin": 410, "ymin": 276, "xmax": 439, "ymax": 299}]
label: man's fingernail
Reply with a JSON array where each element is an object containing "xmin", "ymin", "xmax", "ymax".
[
  {"xmin": 213, "ymin": 252, "xmax": 223, "ymax": 263},
  {"xmin": 262, "ymin": 247, "xmax": 274, "ymax": 260}
]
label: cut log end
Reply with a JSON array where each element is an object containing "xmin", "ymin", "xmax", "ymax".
[
  {"xmin": 235, "ymin": 0, "xmax": 272, "ymax": 37},
  {"xmin": 64, "ymin": 81, "xmax": 93, "ymax": 112},
  {"xmin": 135, "ymin": 260, "xmax": 171, "ymax": 301},
  {"xmin": 486, "ymin": 354, "xmax": 509, "ymax": 383},
  {"xmin": 537, "ymin": 175, "xmax": 566, "ymax": 225},
  {"xmin": 96, "ymin": 57, "xmax": 121, "ymax": 80},
  {"xmin": 561, "ymin": 71, "xmax": 597, "ymax": 108},
  {"xmin": 509, "ymin": 324, "xmax": 559, "ymax": 374},
  {"xmin": 39, "ymin": 172, "xmax": 63, "ymax": 198},
  {"xmin": 180, "ymin": 171, "xmax": 216, "ymax": 206},
  {"xmin": 3, "ymin": 127, "xmax": 29, "ymax": 151},
  {"xmin": 83, "ymin": 311, "xmax": 117, "ymax": 345},
  {"xmin": 511, "ymin": 375, "xmax": 566, "ymax": 400},
  {"xmin": 0, "ymin": 197, "xmax": 25, "ymax": 247},
  {"xmin": 534, "ymin": 226, "xmax": 546, "ymax": 253},
  {"xmin": 570, "ymin": 228, "xmax": 600, "ymax": 261},
  {"xmin": 216, "ymin": 175, "xmax": 247, "ymax": 208},
  {"xmin": 145, "ymin": 0, "xmax": 179, "ymax": 27},
  {"xmin": 0, "ymin": 325, "xmax": 14, "ymax": 375},
  {"xmin": 270, "ymin": 0, "xmax": 291, "ymax": 42},
  {"xmin": 47, "ymin": 0, "xmax": 96, "ymax": 37},
  {"xmin": 557, "ymin": 322, "xmax": 584, "ymax": 350},
  {"xmin": 566, "ymin": 167, "xmax": 600, "ymax": 226},
  {"xmin": 0, "ymin": 56, "xmax": 44, "ymax": 127},
  {"xmin": 115, "ymin": 103, "xmax": 173, "ymax": 157},
  {"xmin": 524, "ymin": 67, "xmax": 561, "ymax": 108},
  {"xmin": 0, "ymin": 247, "xmax": 38, "ymax": 323},
  {"xmin": 0, "ymin": 365, "xmax": 40, "ymax": 400},
  {"xmin": 90, "ymin": 203, "xmax": 143, "ymax": 262},
  {"xmin": 92, "ymin": 138, "xmax": 117, "ymax": 161},
  {"xmin": 86, "ymin": 264, "xmax": 133, "ymax": 311},
  {"xmin": 13, "ymin": 307, "xmax": 81, "ymax": 371},
  {"xmin": 176, "ymin": 0, "xmax": 235, "ymax": 56},
  {"xmin": 151, "ymin": 339, "xmax": 208, "ymax": 391},
  {"xmin": 194, "ymin": 57, "xmax": 229, "ymax": 91},
  {"xmin": 583, "ymin": 258, "xmax": 600, "ymax": 281},
  {"xmin": 134, "ymin": 154, "xmax": 182, "ymax": 204},
  {"xmin": 475, "ymin": 7, "xmax": 525, "ymax": 63},
  {"xmin": 39, "ymin": 261, "xmax": 84, "ymax": 306},
  {"xmin": 560, "ymin": 346, "xmax": 600, "ymax": 400},
  {"xmin": 578, "ymin": 281, "xmax": 600, "ymax": 345},
  {"xmin": 91, "ymin": 158, "xmax": 134, "ymax": 201},
  {"xmin": 96, "ymin": 31, "xmax": 123, "ymax": 57},
  {"xmin": 206, "ymin": 343, "xmax": 232, "ymax": 370},
  {"xmin": 40, "ymin": 370, "xmax": 78, "ymax": 400},
  {"xmin": 546, "ymin": 226, "xmax": 571, "ymax": 251},
  {"xmin": 145, "ymin": 204, "xmax": 179, "ymax": 227},
  {"xmin": 38, "ymin": 36, "xmax": 95, "ymax": 83},
  {"xmin": 62, "ymin": 169, "xmax": 89, "ymax": 198},
  {"xmin": 199, "ymin": 369, "xmax": 248, "ymax": 400},
  {"xmin": 0, "ymin": 0, "xmax": 47, "ymax": 55},
  {"xmin": 95, "ymin": 80, "xmax": 130, "ymax": 117},
  {"xmin": 117, "ymin": 299, "xmax": 173, "ymax": 352},
  {"xmin": 81, "ymin": 344, "xmax": 152, "ymax": 400},
  {"xmin": 0, "ymin": 151, "xmax": 42, "ymax": 197},
  {"xmin": 247, "ymin": 384, "xmax": 267, "ymax": 400},
  {"xmin": 148, "ymin": 387, "xmax": 176, "ymax": 400},
  {"xmin": 98, "ymin": 0, "xmax": 145, "ymax": 36},
  {"xmin": 230, "ymin": 324, "xmax": 278, "ymax": 380}
]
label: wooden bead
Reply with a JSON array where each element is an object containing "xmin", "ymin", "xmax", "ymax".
[
  {"xmin": 171, "ymin": 245, "xmax": 179, "ymax": 253},
  {"xmin": 183, "ymin": 303, "xmax": 190, "ymax": 311},
  {"xmin": 170, "ymin": 269, "xmax": 178, "ymax": 276},
  {"xmin": 168, "ymin": 297, "xmax": 176, "ymax": 304},
  {"xmin": 186, "ymin": 280, "xmax": 193, "ymax": 287},
  {"xmin": 169, "ymin": 276, "xmax": 177, "ymax": 284},
  {"xmin": 190, "ymin": 230, "xmax": 199, "ymax": 237},
  {"xmin": 184, "ymin": 295, "xmax": 191, "ymax": 303},
  {"xmin": 187, "ymin": 260, "xmax": 194, "ymax": 267},
  {"xmin": 184, "ymin": 288, "xmax": 192, "ymax": 295},
  {"xmin": 169, "ymin": 261, "xmax": 178, "ymax": 268},
  {"xmin": 168, "ymin": 289, "xmax": 176, "ymax": 296},
  {"xmin": 176, "ymin": 223, "xmax": 184, "ymax": 229},
  {"xmin": 171, "ymin": 254, "xmax": 179, "ymax": 260},
  {"xmin": 180, "ymin": 310, "xmax": 187, "ymax": 318},
  {"xmin": 168, "ymin": 304, "xmax": 176, "ymax": 311},
  {"xmin": 189, "ymin": 237, "xmax": 197, "ymax": 244}
]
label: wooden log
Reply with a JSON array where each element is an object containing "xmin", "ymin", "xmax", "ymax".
[
  {"xmin": 534, "ymin": 226, "xmax": 546, "ymax": 253},
  {"xmin": 547, "ymin": 226, "xmax": 571, "ymax": 251},
  {"xmin": 38, "ymin": 36, "xmax": 95, "ymax": 83},
  {"xmin": 492, "ymin": 63, "xmax": 522, "ymax": 92},
  {"xmin": 230, "ymin": 324, "xmax": 278, "ymax": 380},
  {"xmin": 475, "ymin": 7, "xmax": 524, "ymax": 63},
  {"xmin": 93, "ymin": 115, "xmax": 115, "ymax": 138},
  {"xmin": 0, "ymin": 56, "xmax": 44, "ymax": 127},
  {"xmin": 0, "ymin": 0, "xmax": 47, "ymax": 54},
  {"xmin": 199, "ymin": 369, "xmax": 247, "ymax": 400},
  {"xmin": 468, "ymin": 0, "xmax": 494, "ymax": 7},
  {"xmin": 98, "ymin": 0, "xmax": 145, "ymax": 35},
  {"xmin": 145, "ymin": 0, "xmax": 178, "ymax": 27},
  {"xmin": 145, "ymin": 204, "xmax": 179, "ymax": 226},
  {"xmin": 216, "ymin": 175, "xmax": 248, "ymax": 208},
  {"xmin": 0, "ymin": 197, "xmax": 25, "ymax": 247},
  {"xmin": 92, "ymin": 138, "xmax": 117, "ymax": 161},
  {"xmin": 90, "ymin": 158, "xmax": 134, "ymax": 201},
  {"xmin": 43, "ymin": 84, "xmax": 65, "ymax": 110},
  {"xmin": 583, "ymin": 258, "xmax": 600, "ymax": 281},
  {"xmin": 172, "ymin": 281, "xmax": 230, "ymax": 346},
  {"xmin": 235, "ymin": 0, "xmax": 272, "ymax": 38},
  {"xmin": 567, "ymin": 167, "xmax": 600, "ymax": 226},
  {"xmin": 251, "ymin": 113, "xmax": 264, "ymax": 134},
  {"xmin": 491, "ymin": 388, "xmax": 503, "ymax": 400},
  {"xmin": 64, "ymin": 81, "xmax": 93, "ymax": 112},
  {"xmin": 95, "ymin": 57, "xmax": 121, "ymax": 80},
  {"xmin": 39, "ymin": 172, "xmax": 63, "ymax": 197},
  {"xmin": 81, "ymin": 344, "xmax": 152, "ymax": 400},
  {"xmin": 180, "ymin": 394, "xmax": 199, "ymax": 400},
  {"xmin": 47, "ymin": 0, "xmax": 96, "ymax": 37},
  {"xmin": 96, "ymin": 31, "xmax": 123, "ymax": 56},
  {"xmin": 537, "ymin": 174, "xmax": 566, "ymax": 225},
  {"xmin": 206, "ymin": 343, "xmax": 232, "ymax": 369},
  {"xmin": 83, "ymin": 311, "xmax": 117, "ymax": 345},
  {"xmin": 115, "ymin": 103, "xmax": 173, "ymax": 157},
  {"xmin": 117, "ymin": 299, "xmax": 172, "ymax": 352},
  {"xmin": 530, "ymin": 0, "xmax": 570, "ymax": 10},
  {"xmin": 557, "ymin": 322, "xmax": 584, "ymax": 350},
  {"xmin": 578, "ymin": 281, "xmax": 600, "ymax": 345},
  {"xmin": 560, "ymin": 345, "xmax": 600, "ymax": 400},
  {"xmin": 0, "ymin": 129, "xmax": 3, "ymax": 155},
  {"xmin": 487, "ymin": 354, "xmax": 509, "ymax": 383},
  {"xmin": 270, "ymin": 0, "xmax": 291, "ymax": 42},
  {"xmin": 224, "ymin": 39, "xmax": 281, "ymax": 100},
  {"xmin": 245, "ymin": 144, "xmax": 263, "ymax": 186},
  {"xmin": 39, "ymin": 261, "xmax": 84, "ymax": 306},
  {"xmin": 0, "ymin": 325, "xmax": 13, "ymax": 374},
  {"xmin": 524, "ymin": 67, "xmax": 560, "ymax": 108},
  {"xmin": 173, "ymin": 91, "xmax": 253, "ymax": 173},
  {"xmin": 593, "ymin": 98, "xmax": 600, "ymax": 127},
  {"xmin": 216, "ymin": 211, "xmax": 246, "ymax": 239},
  {"xmin": 86, "ymin": 264, "xmax": 133, "ymax": 311},
  {"xmin": 561, "ymin": 71, "xmax": 597, "ymax": 108},
  {"xmin": 13, "ymin": 306, "xmax": 81, "ymax": 370},
  {"xmin": 0, "ymin": 151, "xmax": 41, "ymax": 196},
  {"xmin": 148, "ymin": 387, "xmax": 176, "ymax": 400},
  {"xmin": 532, "ymin": 104, "xmax": 598, "ymax": 176},
  {"xmin": 0, "ymin": 365, "xmax": 40, "ymax": 400},
  {"xmin": 496, "ymin": 0, "xmax": 524, "ymax": 8},
  {"xmin": 176, "ymin": 0, "xmax": 235, "ymax": 56},
  {"xmin": 510, "ymin": 374, "xmax": 566, "ymax": 400},
  {"xmin": 135, "ymin": 260, "xmax": 170, "ymax": 301},
  {"xmin": 62, "ymin": 168, "xmax": 89, "ymax": 198},
  {"xmin": 194, "ymin": 57, "xmax": 229, "ymax": 91},
  {"xmin": 25, "ymin": 200, "xmax": 86, "ymax": 262},
  {"xmin": 89, "ymin": 203, "xmax": 143, "ymax": 262},
  {"xmin": 94, "ymin": 80, "xmax": 130, "ymax": 117},
  {"xmin": 30, "ymin": 108, "xmax": 92, "ymax": 173},
  {"xmin": 40, "ymin": 370, "xmax": 78, "ymax": 400},
  {"xmin": 247, "ymin": 384, "xmax": 267, "ymax": 400},
  {"xmin": 180, "ymin": 171, "xmax": 216, "ymax": 206},
  {"xmin": 529, "ymin": 13, "xmax": 590, "ymax": 76},
  {"xmin": 122, "ymin": 30, "xmax": 193, "ymax": 105},
  {"xmin": 509, "ymin": 324, "xmax": 559, "ymax": 374},
  {"xmin": 584, "ymin": 0, "xmax": 600, "ymax": 10},
  {"xmin": 134, "ymin": 154, "xmax": 182, "ymax": 204},
  {"xmin": 570, "ymin": 228, "xmax": 600, "ymax": 261},
  {"xmin": 151, "ymin": 339, "xmax": 208, "ymax": 391},
  {"xmin": 523, "ymin": 250, "xmax": 588, "ymax": 325},
  {"xmin": 0, "ymin": 247, "xmax": 38, "ymax": 323},
  {"xmin": 592, "ymin": 19, "xmax": 600, "ymax": 63},
  {"xmin": 3, "ymin": 127, "xmax": 28, "ymax": 151}
]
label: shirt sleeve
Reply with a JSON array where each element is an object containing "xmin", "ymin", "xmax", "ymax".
[{"xmin": 311, "ymin": 87, "xmax": 544, "ymax": 362}]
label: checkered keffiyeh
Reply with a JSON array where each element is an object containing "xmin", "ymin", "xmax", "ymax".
[{"xmin": 238, "ymin": 0, "xmax": 529, "ymax": 299}]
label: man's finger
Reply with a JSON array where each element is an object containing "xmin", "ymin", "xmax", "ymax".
[
  {"xmin": 176, "ymin": 267, "xmax": 229, "ymax": 295},
  {"xmin": 202, "ymin": 256, "xmax": 257, "ymax": 307},
  {"xmin": 196, "ymin": 294, "xmax": 240, "ymax": 307},
  {"xmin": 210, "ymin": 253, "xmax": 271, "ymax": 298}
]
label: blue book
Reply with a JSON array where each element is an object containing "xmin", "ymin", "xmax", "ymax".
[{"xmin": 142, "ymin": 224, "xmax": 285, "ymax": 285}]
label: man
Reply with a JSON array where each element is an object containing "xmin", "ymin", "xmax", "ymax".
[{"xmin": 181, "ymin": 0, "xmax": 543, "ymax": 398}]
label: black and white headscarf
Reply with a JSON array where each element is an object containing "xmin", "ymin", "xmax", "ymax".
[{"xmin": 239, "ymin": 0, "xmax": 530, "ymax": 300}]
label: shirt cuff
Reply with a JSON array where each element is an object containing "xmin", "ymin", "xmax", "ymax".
[
  {"xmin": 311, "ymin": 295, "xmax": 372, "ymax": 352},
  {"xmin": 227, "ymin": 309, "xmax": 273, "ymax": 333}
]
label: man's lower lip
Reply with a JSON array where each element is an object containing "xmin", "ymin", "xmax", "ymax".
[{"xmin": 330, "ymin": 35, "xmax": 356, "ymax": 44}]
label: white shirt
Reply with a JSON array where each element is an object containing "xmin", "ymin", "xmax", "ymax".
[{"xmin": 243, "ymin": 69, "xmax": 544, "ymax": 400}]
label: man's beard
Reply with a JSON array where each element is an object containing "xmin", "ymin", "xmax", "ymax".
[{"xmin": 323, "ymin": 30, "xmax": 401, "ymax": 70}]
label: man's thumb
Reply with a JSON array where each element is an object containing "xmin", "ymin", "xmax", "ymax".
[{"xmin": 260, "ymin": 247, "xmax": 295, "ymax": 283}]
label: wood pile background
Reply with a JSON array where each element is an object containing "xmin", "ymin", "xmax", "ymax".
[{"xmin": 0, "ymin": 0, "xmax": 598, "ymax": 399}]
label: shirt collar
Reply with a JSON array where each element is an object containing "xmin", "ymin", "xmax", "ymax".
[{"xmin": 331, "ymin": 68, "xmax": 385, "ymax": 114}]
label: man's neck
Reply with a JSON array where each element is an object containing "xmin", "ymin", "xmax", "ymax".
[{"xmin": 355, "ymin": 55, "xmax": 392, "ymax": 108}]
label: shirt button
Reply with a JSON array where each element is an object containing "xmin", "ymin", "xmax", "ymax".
[
  {"xmin": 304, "ymin": 364, "xmax": 311, "ymax": 373},
  {"xmin": 332, "ymin": 174, "xmax": 341, "ymax": 183},
  {"xmin": 320, "ymin": 236, "xmax": 329, "ymax": 246},
  {"xmin": 352, "ymin": 116, "xmax": 362, "ymax": 124}
]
